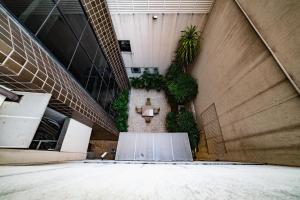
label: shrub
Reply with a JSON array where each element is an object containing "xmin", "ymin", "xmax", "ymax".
[
  {"xmin": 166, "ymin": 112, "xmax": 178, "ymax": 132},
  {"xmin": 130, "ymin": 70, "xmax": 165, "ymax": 91},
  {"xmin": 176, "ymin": 25, "xmax": 200, "ymax": 67},
  {"xmin": 112, "ymin": 90, "xmax": 129, "ymax": 132},
  {"xmin": 177, "ymin": 110, "xmax": 200, "ymax": 150},
  {"xmin": 166, "ymin": 74, "xmax": 198, "ymax": 104},
  {"xmin": 165, "ymin": 110, "xmax": 200, "ymax": 151},
  {"xmin": 165, "ymin": 63, "xmax": 183, "ymax": 81},
  {"xmin": 130, "ymin": 77, "xmax": 144, "ymax": 89}
]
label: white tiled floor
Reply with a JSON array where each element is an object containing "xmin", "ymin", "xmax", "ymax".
[{"xmin": 128, "ymin": 89, "xmax": 171, "ymax": 132}]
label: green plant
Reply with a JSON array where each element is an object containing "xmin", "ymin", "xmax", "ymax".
[
  {"xmin": 165, "ymin": 63, "xmax": 183, "ymax": 81},
  {"xmin": 112, "ymin": 90, "xmax": 129, "ymax": 132},
  {"xmin": 130, "ymin": 70, "xmax": 165, "ymax": 91},
  {"xmin": 166, "ymin": 74, "xmax": 198, "ymax": 104},
  {"xmin": 130, "ymin": 77, "xmax": 144, "ymax": 89},
  {"xmin": 176, "ymin": 25, "xmax": 200, "ymax": 67},
  {"xmin": 165, "ymin": 110, "xmax": 200, "ymax": 150},
  {"xmin": 166, "ymin": 112, "xmax": 178, "ymax": 132},
  {"xmin": 177, "ymin": 110, "xmax": 200, "ymax": 150}
]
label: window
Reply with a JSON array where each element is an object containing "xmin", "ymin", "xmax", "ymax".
[
  {"xmin": 37, "ymin": 8, "xmax": 78, "ymax": 67},
  {"xmin": 1, "ymin": 0, "xmax": 55, "ymax": 34},
  {"xmin": 80, "ymin": 25, "xmax": 98, "ymax": 60},
  {"xmin": 68, "ymin": 45, "xmax": 93, "ymax": 87},
  {"xmin": 118, "ymin": 40, "xmax": 131, "ymax": 52},
  {"xmin": 86, "ymin": 65, "xmax": 102, "ymax": 99},
  {"xmin": 57, "ymin": 0, "xmax": 87, "ymax": 38},
  {"xmin": 131, "ymin": 67, "xmax": 141, "ymax": 73}
]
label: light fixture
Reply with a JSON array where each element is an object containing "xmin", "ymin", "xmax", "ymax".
[{"xmin": 152, "ymin": 15, "xmax": 158, "ymax": 20}]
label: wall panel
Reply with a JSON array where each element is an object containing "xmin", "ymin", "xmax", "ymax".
[{"xmin": 192, "ymin": 0, "xmax": 300, "ymax": 166}]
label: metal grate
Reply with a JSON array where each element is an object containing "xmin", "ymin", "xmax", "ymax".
[{"xmin": 106, "ymin": 0, "xmax": 214, "ymax": 14}]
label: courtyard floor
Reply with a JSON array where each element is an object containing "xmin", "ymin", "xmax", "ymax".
[
  {"xmin": 128, "ymin": 89, "xmax": 171, "ymax": 132},
  {"xmin": 0, "ymin": 161, "xmax": 300, "ymax": 200}
]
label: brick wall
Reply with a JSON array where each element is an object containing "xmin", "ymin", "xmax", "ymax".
[
  {"xmin": 81, "ymin": 0, "xmax": 129, "ymax": 90},
  {"xmin": 89, "ymin": 140, "xmax": 118, "ymax": 160},
  {"xmin": 0, "ymin": 7, "xmax": 118, "ymax": 135}
]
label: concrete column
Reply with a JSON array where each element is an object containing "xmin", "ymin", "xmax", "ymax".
[
  {"xmin": 60, "ymin": 119, "xmax": 92, "ymax": 154},
  {"xmin": 0, "ymin": 92, "xmax": 51, "ymax": 148}
]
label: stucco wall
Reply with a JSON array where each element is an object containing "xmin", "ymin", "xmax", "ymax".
[{"xmin": 192, "ymin": 0, "xmax": 300, "ymax": 166}]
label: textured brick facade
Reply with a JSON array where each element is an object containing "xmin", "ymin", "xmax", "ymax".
[
  {"xmin": 0, "ymin": 8, "xmax": 118, "ymax": 135},
  {"xmin": 89, "ymin": 140, "xmax": 118, "ymax": 160},
  {"xmin": 81, "ymin": 0, "xmax": 129, "ymax": 90}
]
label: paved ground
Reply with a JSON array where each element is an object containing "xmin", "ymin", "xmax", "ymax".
[
  {"xmin": 128, "ymin": 89, "xmax": 171, "ymax": 132},
  {"xmin": 0, "ymin": 162, "xmax": 300, "ymax": 200}
]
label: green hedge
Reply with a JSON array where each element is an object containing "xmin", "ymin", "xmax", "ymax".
[
  {"xmin": 112, "ymin": 90, "xmax": 129, "ymax": 132},
  {"xmin": 166, "ymin": 110, "xmax": 199, "ymax": 151},
  {"xmin": 165, "ymin": 73, "xmax": 198, "ymax": 105},
  {"xmin": 130, "ymin": 71, "xmax": 165, "ymax": 91}
]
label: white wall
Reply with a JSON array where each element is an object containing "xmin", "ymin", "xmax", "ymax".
[
  {"xmin": 111, "ymin": 14, "xmax": 208, "ymax": 74},
  {"xmin": 0, "ymin": 92, "xmax": 51, "ymax": 148},
  {"xmin": 60, "ymin": 119, "xmax": 92, "ymax": 154}
]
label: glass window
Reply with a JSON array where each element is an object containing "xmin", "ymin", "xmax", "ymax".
[
  {"xmin": 118, "ymin": 40, "xmax": 131, "ymax": 52},
  {"xmin": 97, "ymin": 80, "xmax": 108, "ymax": 108},
  {"xmin": 80, "ymin": 25, "xmax": 98, "ymax": 59},
  {"xmin": 131, "ymin": 67, "xmax": 141, "ymax": 73},
  {"xmin": 93, "ymin": 49, "xmax": 106, "ymax": 75},
  {"xmin": 102, "ymin": 65, "xmax": 112, "ymax": 84},
  {"xmin": 57, "ymin": 0, "xmax": 87, "ymax": 38},
  {"xmin": 68, "ymin": 45, "xmax": 93, "ymax": 87},
  {"xmin": 86, "ymin": 65, "xmax": 102, "ymax": 99},
  {"xmin": 105, "ymin": 77, "xmax": 116, "ymax": 108},
  {"xmin": 1, "ymin": 0, "xmax": 55, "ymax": 34},
  {"xmin": 37, "ymin": 8, "xmax": 78, "ymax": 67}
]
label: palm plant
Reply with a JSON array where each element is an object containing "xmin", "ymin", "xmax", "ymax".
[{"xmin": 176, "ymin": 25, "xmax": 200, "ymax": 68}]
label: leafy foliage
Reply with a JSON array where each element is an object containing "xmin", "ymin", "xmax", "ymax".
[
  {"xmin": 176, "ymin": 25, "xmax": 200, "ymax": 67},
  {"xmin": 165, "ymin": 63, "xmax": 183, "ymax": 81},
  {"xmin": 166, "ymin": 74, "xmax": 198, "ymax": 104},
  {"xmin": 166, "ymin": 112, "xmax": 178, "ymax": 132},
  {"xmin": 112, "ymin": 90, "xmax": 129, "ymax": 132},
  {"xmin": 130, "ymin": 70, "xmax": 165, "ymax": 91},
  {"xmin": 177, "ymin": 110, "xmax": 200, "ymax": 150},
  {"xmin": 165, "ymin": 110, "xmax": 200, "ymax": 150}
]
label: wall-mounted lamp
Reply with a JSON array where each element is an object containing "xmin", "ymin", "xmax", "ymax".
[{"xmin": 152, "ymin": 15, "xmax": 158, "ymax": 20}]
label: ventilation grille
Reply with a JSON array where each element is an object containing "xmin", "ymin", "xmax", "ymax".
[{"xmin": 106, "ymin": 0, "xmax": 214, "ymax": 13}]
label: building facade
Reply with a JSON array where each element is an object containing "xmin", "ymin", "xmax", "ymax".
[
  {"xmin": 0, "ymin": 0, "xmax": 129, "ymax": 164},
  {"xmin": 0, "ymin": 0, "xmax": 129, "ymax": 135}
]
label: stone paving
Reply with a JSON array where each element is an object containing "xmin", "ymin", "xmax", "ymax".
[{"xmin": 128, "ymin": 89, "xmax": 171, "ymax": 132}]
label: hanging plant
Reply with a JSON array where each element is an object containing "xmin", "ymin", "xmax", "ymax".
[{"xmin": 176, "ymin": 25, "xmax": 200, "ymax": 67}]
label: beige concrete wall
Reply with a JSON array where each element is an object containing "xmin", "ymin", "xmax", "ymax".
[
  {"xmin": 236, "ymin": 0, "xmax": 300, "ymax": 90},
  {"xmin": 192, "ymin": 0, "xmax": 300, "ymax": 166},
  {"xmin": 0, "ymin": 149, "xmax": 86, "ymax": 165}
]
